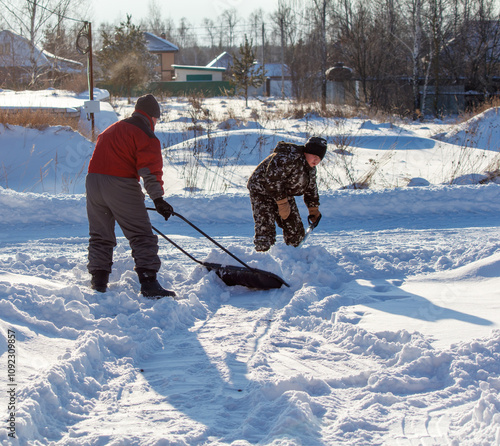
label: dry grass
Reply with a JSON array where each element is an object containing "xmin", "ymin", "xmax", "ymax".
[
  {"xmin": 457, "ymin": 97, "xmax": 500, "ymax": 124},
  {"xmin": 57, "ymin": 73, "xmax": 90, "ymax": 94},
  {"xmin": 0, "ymin": 109, "xmax": 81, "ymax": 132},
  {"xmin": 278, "ymin": 101, "xmax": 369, "ymax": 120}
]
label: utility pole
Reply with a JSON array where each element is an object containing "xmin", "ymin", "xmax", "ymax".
[
  {"xmin": 77, "ymin": 21, "xmax": 98, "ymax": 141},
  {"xmin": 88, "ymin": 22, "xmax": 95, "ymax": 140}
]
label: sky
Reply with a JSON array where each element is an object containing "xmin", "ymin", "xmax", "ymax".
[{"xmin": 91, "ymin": 0, "xmax": 279, "ymax": 27}]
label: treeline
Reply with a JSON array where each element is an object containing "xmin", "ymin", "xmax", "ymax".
[{"xmin": 2, "ymin": 0, "xmax": 500, "ymax": 117}]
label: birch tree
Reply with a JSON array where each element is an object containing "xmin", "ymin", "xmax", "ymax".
[{"xmin": 0, "ymin": 0, "xmax": 82, "ymax": 86}]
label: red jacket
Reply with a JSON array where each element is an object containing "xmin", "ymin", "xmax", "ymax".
[{"xmin": 88, "ymin": 110, "xmax": 164, "ymax": 198}]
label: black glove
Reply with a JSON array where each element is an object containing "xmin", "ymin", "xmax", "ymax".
[
  {"xmin": 153, "ymin": 197, "xmax": 174, "ymax": 221},
  {"xmin": 308, "ymin": 207, "xmax": 321, "ymax": 225}
]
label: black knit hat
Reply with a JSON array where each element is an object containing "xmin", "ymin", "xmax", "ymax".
[
  {"xmin": 135, "ymin": 94, "xmax": 161, "ymax": 118},
  {"xmin": 304, "ymin": 137, "xmax": 327, "ymax": 160}
]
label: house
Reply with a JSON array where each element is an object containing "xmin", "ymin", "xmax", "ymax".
[
  {"xmin": 169, "ymin": 52, "xmax": 231, "ymax": 82},
  {"xmin": 143, "ymin": 32, "xmax": 179, "ymax": 82},
  {"xmin": 207, "ymin": 53, "xmax": 293, "ymax": 97},
  {"xmin": 236, "ymin": 62, "xmax": 291, "ymax": 97},
  {"xmin": 172, "ymin": 65, "xmax": 226, "ymax": 82},
  {"xmin": 148, "ymin": 51, "xmax": 230, "ymax": 96},
  {"xmin": 0, "ymin": 29, "xmax": 82, "ymax": 87}
]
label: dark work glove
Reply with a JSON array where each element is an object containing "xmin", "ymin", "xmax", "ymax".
[
  {"xmin": 153, "ymin": 197, "xmax": 174, "ymax": 221},
  {"xmin": 308, "ymin": 207, "xmax": 321, "ymax": 224}
]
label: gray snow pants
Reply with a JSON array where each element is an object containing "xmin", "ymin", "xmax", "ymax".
[{"xmin": 86, "ymin": 173, "xmax": 160, "ymax": 274}]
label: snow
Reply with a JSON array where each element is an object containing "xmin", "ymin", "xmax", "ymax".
[{"xmin": 1, "ymin": 90, "xmax": 500, "ymax": 445}]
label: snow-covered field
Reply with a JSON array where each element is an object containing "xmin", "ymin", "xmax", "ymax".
[{"xmin": 0, "ymin": 90, "xmax": 500, "ymax": 445}]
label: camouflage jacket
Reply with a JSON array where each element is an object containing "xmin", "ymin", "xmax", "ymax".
[{"xmin": 247, "ymin": 141, "xmax": 320, "ymax": 207}]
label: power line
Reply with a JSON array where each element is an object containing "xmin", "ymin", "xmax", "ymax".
[
  {"xmin": 143, "ymin": 20, "xmax": 282, "ymax": 45},
  {"xmin": 25, "ymin": 0, "xmax": 85, "ymax": 23}
]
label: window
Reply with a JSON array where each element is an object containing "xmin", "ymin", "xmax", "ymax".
[{"xmin": 186, "ymin": 74, "xmax": 212, "ymax": 81}]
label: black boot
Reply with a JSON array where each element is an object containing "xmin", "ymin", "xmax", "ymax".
[
  {"xmin": 136, "ymin": 269, "xmax": 176, "ymax": 299},
  {"xmin": 90, "ymin": 270, "xmax": 109, "ymax": 293}
]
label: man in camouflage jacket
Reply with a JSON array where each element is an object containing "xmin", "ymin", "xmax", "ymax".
[{"xmin": 247, "ymin": 137, "xmax": 327, "ymax": 251}]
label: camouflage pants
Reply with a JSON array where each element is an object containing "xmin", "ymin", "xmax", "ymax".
[{"xmin": 249, "ymin": 192, "xmax": 305, "ymax": 251}]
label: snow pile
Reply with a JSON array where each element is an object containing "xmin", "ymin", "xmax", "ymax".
[{"xmin": 439, "ymin": 106, "xmax": 500, "ymax": 151}]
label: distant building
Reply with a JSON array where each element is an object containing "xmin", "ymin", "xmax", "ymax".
[
  {"xmin": 143, "ymin": 32, "xmax": 179, "ymax": 82},
  {"xmin": 248, "ymin": 63, "xmax": 292, "ymax": 97},
  {"xmin": 172, "ymin": 65, "xmax": 226, "ymax": 82},
  {"xmin": 148, "ymin": 51, "xmax": 230, "ymax": 96},
  {"xmin": 0, "ymin": 29, "xmax": 82, "ymax": 88},
  {"xmin": 207, "ymin": 53, "xmax": 293, "ymax": 97}
]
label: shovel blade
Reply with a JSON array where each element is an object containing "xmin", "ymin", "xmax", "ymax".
[{"xmin": 202, "ymin": 262, "xmax": 289, "ymax": 290}]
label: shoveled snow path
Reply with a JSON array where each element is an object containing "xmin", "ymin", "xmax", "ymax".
[
  {"xmin": 61, "ymin": 218, "xmax": 500, "ymax": 444},
  {"xmin": 1, "ymin": 206, "xmax": 500, "ymax": 445}
]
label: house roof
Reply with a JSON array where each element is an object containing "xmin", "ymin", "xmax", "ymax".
[
  {"xmin": 143, "ymin": 32, "xmax": 179, "ymax": 53},
  {"xmin": 204, "ymin": 54, "xmax": 290, "ymax": 78},
  {"xmin": 0, "ymin": 29, "xmax": 50, "ymax": 68},
  {"xmin": 206, "ymin": 52, "xmax": 233, "ymax": 69},
  {"xmin": 43, "ymin": 49, "xmax": 83, "ymax": 72},
  {"xmin": 172, "ymin": 64, "xmax": 226, "ymax": 72},
  {"xmin": 326, "ymin": 62, "xmax": 353, "ymax": 81}
]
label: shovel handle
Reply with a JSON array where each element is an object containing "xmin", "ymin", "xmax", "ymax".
[
  {"xmin": 147, "ymin": 208, "xmax": 254, "ymax": 272},
  {"xmin": 151, "ymin": 225, "xmax": 203, "ymax": 266},
  {"xmin": 172, "ymin": 212, "xmax": 254, "ymax": 272}
]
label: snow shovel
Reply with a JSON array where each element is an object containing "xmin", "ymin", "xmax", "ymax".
[
  {"xmin": 148, "ymin": 210, "xmax": 290, "ymax": 290},
  {"xmin": 298, "ymin": 214, "xmax": 322, "ymax": 247}
]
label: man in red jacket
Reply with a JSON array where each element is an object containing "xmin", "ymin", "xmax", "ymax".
[{"xmin": 86, "ymin": 94, "xmax": 175, "ymax": 298}]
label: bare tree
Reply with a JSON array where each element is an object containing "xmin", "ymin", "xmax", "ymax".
[
  {"xmin": 469, "ymin": 0, "xmax": 500, "ymax": 94},
  {"xmin": 387, "ymin": 0, "xmax": 427, "ymax": 118},
  {"xmin": 425, "ymin": 0, "xmax": 449, "ymax": 115},
  {"xmin": 248, "ymin": 9, "xmax": 266, "ymax": 59},
  {"xmin": 203, "ymin": 18, "xmax": 217, "ymax": 49},
  {"xmin": 176, "ymin": 18, "xmax": 194, "ymax": 48},
  {"xmin": 144, "ymin": 0, "xmax": 172, "ymax": 37},
  {"xmin": 174, "ymin": 17, "xmax": 198, "ymax": 64},
  {"xmin": 337, "ymin": 1, "xmax": 373, "ymax": 105},
  {"xmin": 311, "ymin": 0, "xmax": 330, "ymax": 109},
  {"xmin": 411, "ymin": 0, "xmax": 424, "ymax": 117},
  {"xmin": 220, "ymin": 8, "xmax": 240, "ymax": 48},
  {"xmin": 0, "ymin": 0, "xmax": 87, "ymax": 87},
  {"xmin": 443, "ymin": 0, "xmax": 500, "ymax": 100},
  {"xmin": 272, "ymin": 1, "xmax": 293, "ymax": 99},
  {"xmin": 1, "ymin": 0, "xmax": 55, "ymax": 85}
]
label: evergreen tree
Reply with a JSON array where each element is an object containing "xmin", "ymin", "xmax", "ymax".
[
  {"xmin": 97, "ymin": 15, "xmax": 156, "ymax": 101},
  {"xmin": 232, "ymin": 35, "xmax": 266, "ymax": 107}
]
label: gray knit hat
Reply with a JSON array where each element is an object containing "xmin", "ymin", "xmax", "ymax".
[{"xmin": 135, "ymin": 94, "xmax": 161, "ymax": 118}]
